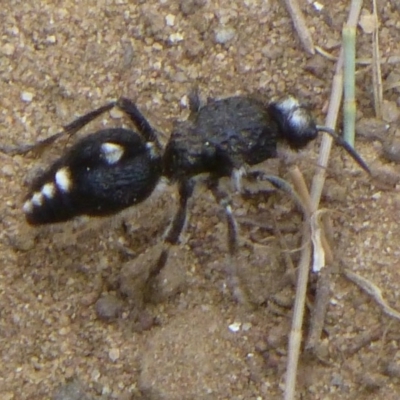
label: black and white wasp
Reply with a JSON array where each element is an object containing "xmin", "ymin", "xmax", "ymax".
[{"xmin": 5, "ymin": 93, "xmax": 370, "ymax": 300}]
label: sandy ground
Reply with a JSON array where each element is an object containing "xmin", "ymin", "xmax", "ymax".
[{"xmin": 1, "ymin": 1, "xmax": 400, "ymax": 399}]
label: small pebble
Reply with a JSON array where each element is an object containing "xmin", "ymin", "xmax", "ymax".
[
  {"xmin": 371, "ymin": 192, "xmax": 381, "ymax": 200},
  {"xmin": 110, "ymin": 107, "xmax": 124, "ymax": 119},
  {"xmin": 95, "ymin": 294, "xmax": 123, "ymax": 320},
  {"xmin": 59, "ymin": 327, "xmax": 71, "ymax": 336},
  {"xmin": 46, "ymin": 35, "xmax": 57, "ymax": 44},
  {"xmin": 165, "ymin": 14, "xmax": 175, "ymax": 27},
  {"xmin": 330, "ymin": 372, "xmax": 344, "ymax": 387},
  {"xmin": 214, "ymin": 27, "xmax": 236, "ymax": 44},
  {"xmin": 312, "ymin": 1, "xmax": 324, "ymax": 11},
  {"xmin": 359, "ymin": 372, "xmax": 388, "ymax": 389},
  {"xmin": 180, "ymin": 0, "xmax": 205, "ymax": 15},
  {"xmin": 228, "ymin": 322, "xmax": 241, "ymax": 332},
  {"xmin": 242, "ymin": 322, "xmax": 252, "ymax": 331},
  {"xmin": 172, "ymin": 71, "xmax": 187, "ymax": 83},
  {"xmin": 53, "ymin": 381, "xmax": 93, "ymax": 400},
  {"xmin": 359, "ymin": 13, "xmax": 376, "ymax": 34},
  {"xmin": 134, "ymin": 311, "xmax": 156, "ymax": 332},
  {"xmin": 382, "ymin": 100, "xmax": 400, "ymax": 123},
  {"xmin": 266, "ymin": 323, "xmax": 288, "ymax": 349},
  {"xmin": 109, "ymin": 347, "xmax": 120, "ymax": 362},
  {"xmin": 91, "ymin": 369, "xmax": 101, "ymax": 381},
  {"xmin": 169, "ymin": 32, "xmax": 184, "ymax": 43},
  {"xmin": 21, "ymin": 91, "xmax": 34, "ymax": 103},
  {"xmin": 1, "ymin": 43, "xmax": 15, "ymax": 56},
  {"xmin": 2, "ymin": 165, "xmax": 14, "ymax": 177},
  {"xmin": 386, "ymin": 360, "xmax": 400, "ymax": 377},
  {"xmin": 383, "ymin": 137, "xmax": 400, "ymax": 163},
  {"xmin": 355, "ymin": 117, "xmax": 388, "ymax": 141},
  {"xmin": 180, "ymin": 95, "xmax": 188, "ymax": 108}
]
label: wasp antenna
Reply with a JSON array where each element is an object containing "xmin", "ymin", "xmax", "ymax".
[
  {"xmin": 0, "ymin": 130, "xmax": 67, "ymax": 156},
  {"xmin": 7, "ymin": 101, "xmax": 119, "ymax": 157},
  {"xmin": 63, "ymin": 101, "xmax": 117, "ymax": 135},
  {"xmin": 316, "ymin": 125, "xmax": 371, "ymax": 174},
  {"xmin": 117, "ymin": 97, "xmax": 159, "ymax": 144}
]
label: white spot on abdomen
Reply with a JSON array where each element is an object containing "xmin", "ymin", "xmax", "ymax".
[
  {"xmin": 42, "ymin": 182, "xmax": 56, "ymax": 199},
  {"xmin": 55, "ymin": 167, "xmax": 72, "ymax": 192},
  {"xmin": 101, "ymin": 142, "xmax": 124, "ymax": 164},
  {"xmin": 23, "ymin": 200, "xmax": 33, "ymax": 214},
  {"xmin": 32, "ymin": 192, "xmax": 44, "ymax": 206}
]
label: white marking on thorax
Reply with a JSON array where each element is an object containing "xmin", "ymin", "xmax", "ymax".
[
  {"xmin": 289, "ymin": 109, "xmax": 309, "ymax": 129},
  {"xmin": 277, "ymin": 97, "xmax": 308, "ymax": 130},
  {"xmin": 276, "ymin": 97, "xmax": 300, "ymax": 113}
]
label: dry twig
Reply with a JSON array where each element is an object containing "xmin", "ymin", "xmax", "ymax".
[
  {"xmin": 305, "ymin": 265, "xmax": 332, "ymax": 353},
  {"xmin": 288, "ymin": 167, "xmax": 333, "ymax": 270},
  {"xmin": 343, "ymin": 25, "xmax": 357, "ymax": 147},
  {"xmin": 284, "ymin": 1, "xmax": 364, "ymax": 399},
  {"xmin": 315, "ymin": 45, "xmax": 400, "ymax": 65},
  {"xmin": 283, "ymin": 210, "xmax": 312, "ymax": 400},
  {"xmin": 344, "ymin": 324, "xmax": 383, "ymax": 357},
  {"xmin": 372, "ymin": 0, "xmax": 383, "ymax": 118},
  {"xmin": 283, "ymin": 0, "xmax": 315, "ymax": 54},
  {"xmin": 343, "ymin": 269, "xmax": 400, "ymax": 322}
]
